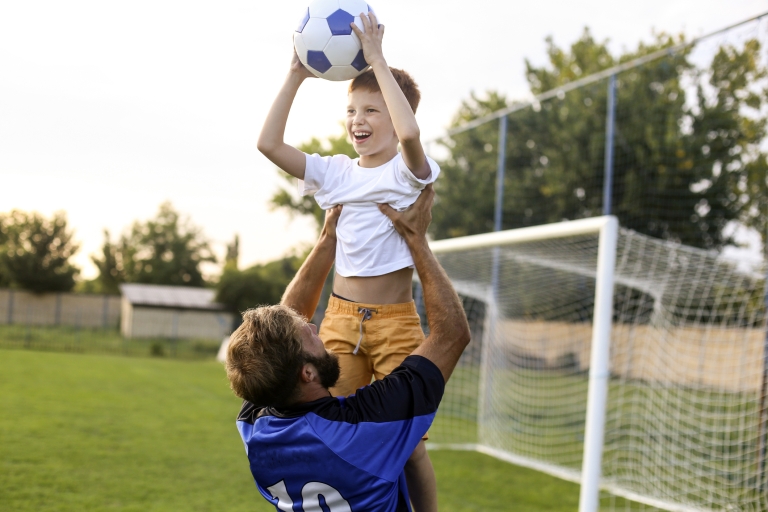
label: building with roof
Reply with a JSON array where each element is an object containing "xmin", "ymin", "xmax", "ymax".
[{"xmin": 119, "ymin": 283, "xmax": 233, "ymax": 340}]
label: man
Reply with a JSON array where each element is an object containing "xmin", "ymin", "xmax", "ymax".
[{"xmin": 226, "ymin": 185, "xmax": 471, "ymax": 511}]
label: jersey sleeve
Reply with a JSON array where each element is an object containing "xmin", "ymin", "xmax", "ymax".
[
  {"xmin": 299, "ymin": 152, "xmax": 349, "ymax": 198},
  {"xmin": 395, "ymin": 154, "xmax": 441, "ymax": 190},
  {"xmin": 310, "ymin": 355, "xmax": 445, "ymax": 482}
]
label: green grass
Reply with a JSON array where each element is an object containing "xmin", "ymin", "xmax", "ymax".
[{"xmin": 0, "ymin": 348, "xmax": 598, "ymax": 511}]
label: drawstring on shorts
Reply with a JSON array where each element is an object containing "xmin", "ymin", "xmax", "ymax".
[{"xmin": 354, "ymin": 307, "xmax": 376, "ymax": 354}]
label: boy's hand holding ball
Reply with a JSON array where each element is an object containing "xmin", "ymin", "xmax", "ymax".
[
  {"xmin": 350, "ymin": 13, "xmax": 385, "ymax": 68},
  {"xmin": 291, "ymin": 48, "xmax": 316, "ymax": 80}
]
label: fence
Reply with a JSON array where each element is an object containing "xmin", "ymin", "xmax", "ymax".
[
  {"xmin": 0, "ymin": 288, "xmax": 121, "ymax": 329},
  {"xmin": 0, "ymin": 288, "xmax": 227, "ymax": 359}
]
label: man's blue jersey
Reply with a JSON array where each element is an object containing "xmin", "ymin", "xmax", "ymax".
[{"xmin": 236, "ymin": 355, "xmax": 444, "ymax": 512}]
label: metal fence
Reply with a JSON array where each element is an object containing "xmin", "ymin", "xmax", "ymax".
[{"xmin": 0, "ymin": 289, "xmax": 226, "ymax": 359}]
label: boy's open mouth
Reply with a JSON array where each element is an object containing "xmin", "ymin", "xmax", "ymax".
[{"xmin": 353, "ymin": 131, "xmax": 372, "ymax": 143}]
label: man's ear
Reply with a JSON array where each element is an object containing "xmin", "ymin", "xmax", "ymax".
[{"xmin": 299, "ymin": 363, "xmax": 316, "ymax": 383}]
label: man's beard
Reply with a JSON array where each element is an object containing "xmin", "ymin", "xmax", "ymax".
[{"xmin": 304, "ymin": 351, "xmax": 341, "ymax": 390}]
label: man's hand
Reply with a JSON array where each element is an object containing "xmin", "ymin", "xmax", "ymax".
[
  {"xmin": 350, "ymin": 12, "xmax": 385, "ymax": 67},
  {"xmin": 378, "ymin": 184, "xmax": 434, "ymax": 243},
  {"xmin": 290, "ymin": 48, "xmax": 316, "ymax": 80},
  {"xmin": 320, "ymin": 205, "xmax": 343, "ymax": 240}
]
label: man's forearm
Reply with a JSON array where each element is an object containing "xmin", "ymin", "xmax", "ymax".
[
  {"xmin": 410, "ymin": 239, "xmax": 466, "ymax": 337},
  {"xmin": 281, "ymin": 233, "xmax": 335, "ymax": 320},
  {"xmin": 408, "ymin": 236, "xmax": 471, "ymax": 380}
]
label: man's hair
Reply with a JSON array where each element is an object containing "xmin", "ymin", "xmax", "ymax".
[
  {"xmin": 349, "ymin": 67, "xmax": 421, "ymax": 113},
  {"xmin": 226, "ymin": 305, "xmax": 307, "ymax": 407}
]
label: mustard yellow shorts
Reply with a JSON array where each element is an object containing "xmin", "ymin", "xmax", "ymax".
[{"xmin": 320, "ymin": 295, "xmax": 425, "ymax": 398}]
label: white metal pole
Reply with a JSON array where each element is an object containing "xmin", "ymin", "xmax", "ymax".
[
  {"xmin": 602, "ymin": 74, "xmax": 616, "ymax": 216},
  {"xmin": 578, "ymin": 216, "xmax": 619, "ymax": 512}
]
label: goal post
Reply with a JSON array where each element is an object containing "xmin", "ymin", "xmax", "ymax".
[
  {"xmin": 428, "ymin": 216, "xmax": 618, "ymax": 512},
  {"xmin": 421, "ymin": 216, "xmax": 767, "ymax": 511}
]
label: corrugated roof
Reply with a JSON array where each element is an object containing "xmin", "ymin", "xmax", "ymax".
[{"xmin": 119, "ymin": 284, "xmax": 225, "ymax": 311}]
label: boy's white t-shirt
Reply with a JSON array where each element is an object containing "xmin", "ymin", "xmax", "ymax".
[{"xmin": 300, "ymin": 152, "xmax": 441, "ymax": 277}]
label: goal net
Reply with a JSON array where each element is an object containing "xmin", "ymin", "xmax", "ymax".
[{"xmin": 419, "ymin": 216, "xmax": 768, "ymax": 512}]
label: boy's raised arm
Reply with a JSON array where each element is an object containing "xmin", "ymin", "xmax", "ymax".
[
  {"xmin": 256, "ymin": 52, "xmax": 315, "ymax": 180},
  {"xmin": 351, "ymin": 14, "xmax": 432, "ymax": 180}
]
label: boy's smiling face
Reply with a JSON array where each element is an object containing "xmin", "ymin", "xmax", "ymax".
[{"xmin": 346, "ymin": 88, "xmax": 399, "ymax": 167}]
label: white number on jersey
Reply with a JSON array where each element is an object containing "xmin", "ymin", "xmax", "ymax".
[{"xmin": 266, "ymin": 480, "xmax": 352, "ymax": 512}]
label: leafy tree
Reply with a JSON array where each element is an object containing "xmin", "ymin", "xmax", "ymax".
[
  {"xmin": 88, "ymin": 229, "xmax": 131, "ymax": 294},
  {"xmin": 0, "ymin": 210, "xmax": 80, "ymax": 292},
  {"xmin": 92, "ymin": 202, "xmax": 215, "ymax": 292},
  {"xmin": 225, "ymin": 234, "xmax": 240, "ymax": 270},
  {"xmin": 270, "ymin": 129, "xmax": 357, "ymax": 233},
  {"xmin": 433, "ymin": 29, "xmax": 768, "ymax": 250},
  {"xmin": 0, "ymin": 215, "xmax": 8, "ymax": 287},
  {"xmin": 215, "ymin": 254, "xmax": 303, "ymax": 316}
]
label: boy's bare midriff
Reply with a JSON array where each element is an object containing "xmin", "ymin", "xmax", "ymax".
[{"xmin": 333, "ymin": 267, "xmax": 414, "ymax": 304}]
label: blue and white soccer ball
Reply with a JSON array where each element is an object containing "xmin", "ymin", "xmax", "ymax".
[{"xmin": 294, "ymin": 0, "xmax": 378, "ymax": 81}]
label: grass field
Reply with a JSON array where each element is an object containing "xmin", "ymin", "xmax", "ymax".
[{"xmin": 0, "ymin": 348, "xmax": 597, "ymax": 511}]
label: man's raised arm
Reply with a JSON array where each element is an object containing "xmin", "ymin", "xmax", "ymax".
[
  {"xmin": 281, "ymin": 206, "xmax": 341, "ymax": 320},
  {"xmin": 378, "ymin": 186, "xmax": 471, "ymax": 382}
]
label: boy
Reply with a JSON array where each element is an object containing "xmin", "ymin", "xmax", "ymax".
[{"xmin": 257, "ymin": 13, "xmax": 439, "ymax": 512}]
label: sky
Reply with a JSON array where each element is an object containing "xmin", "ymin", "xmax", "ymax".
[{"xmin": 1, "ymin": 0, "xmax": 766, "ymax": 279}]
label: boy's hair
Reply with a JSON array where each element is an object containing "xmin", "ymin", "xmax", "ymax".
[
  {"xmin": 226, "ymin": 305, "xmax": 307, "ymax": 407},
  {"xmin": 349, "ymin": 67, "xmax": 421, "ymax": 113}
]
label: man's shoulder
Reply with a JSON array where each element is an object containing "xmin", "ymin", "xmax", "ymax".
[{"xmin": 237, "ymin": 356, "xmax": 444, "ymax": 428}]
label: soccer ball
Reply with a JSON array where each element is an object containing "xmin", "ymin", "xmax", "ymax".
[{"xmin": 294, "ymin": 0, "xmax": 377, "ymax": 81}]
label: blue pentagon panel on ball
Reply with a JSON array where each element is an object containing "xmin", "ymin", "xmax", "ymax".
[
  {"xmin": 350, "ymin": 49, "xmax": 368, "ymax": 72},
  {"xmin": 308, "ymin": 0, "xmax": 340, "ymax": 19},
  {"xmin": 326, "ymin": 9, "xmax": 354, "ymax": 36},
  {"xmin": 297, "ymin": 8, "xmax": 310, "ymax": 32},
  {"xmin": 338, "ymin": 0, "xmax": 368, "ymax": 17},
  {"xmin": 306, "ymin": 50, "xmax": 333, "ymax": 74},
  {"xmin": 301, "ymin": 17, "xmax": 333, "ymax": 50}
]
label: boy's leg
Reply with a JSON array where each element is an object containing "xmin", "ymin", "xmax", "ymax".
[
  {"xmin": 405, "ymin": 441, "xmax": 437, "ymax": 512},
  {"xmin": 319, "ymin": 304, "xmax": 373, "ymax": 397},
  {"xmin": 368, "ymin": 309, "xmax": 425, "ymax": 381}
]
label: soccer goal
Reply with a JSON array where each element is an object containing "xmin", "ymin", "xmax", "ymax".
[{"xmin": 420, "ymin": 216, "xmax": 768, "ymax": 512}]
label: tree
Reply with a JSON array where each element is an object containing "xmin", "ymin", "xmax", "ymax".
[
  {"xmin": 432, "ymin": 29, "xmax": 768, "ymax": 250},
  {"xmin": 225, "ymin": 234, "xmax": 240, "ymax": 270},
  {"xmin": 0, "ymin": 215, "xmax": 8, "ymax": 287},
  {"xmin": 270, "ymin": 129, "xmax": 357, "ymax": 233},
  {"xmin": 0, "ymin": 210, "xmax": 80, "ymax": 292},
  {"xmin": 92, "ymin": 202, "xmax": 215, "ymax": 292},
  {"xmin": 215, "ymin": 254, "xmax": 304, "ymax": 317}
]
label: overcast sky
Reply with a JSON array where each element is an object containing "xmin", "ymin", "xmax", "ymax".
[{"xmin": 1, "ymin": 1, "xmax": 765, "ymax": 279}]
